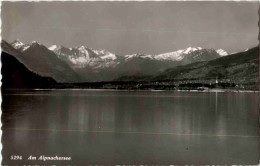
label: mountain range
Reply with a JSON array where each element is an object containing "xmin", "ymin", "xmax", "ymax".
[
  {"xmin": 117, "ymin": 47, "xmax": 258, "ymax": 85},
  {"xmin": 7, "ymin": 39, "xmax": 231, "ymax": 82},
  {"xmin": 7, "ymin": 40, "xmax": 81, "ymax": 82},
  {"xmin": 1, "ymin": 39, "xmax": 258, "ymax": 90}
]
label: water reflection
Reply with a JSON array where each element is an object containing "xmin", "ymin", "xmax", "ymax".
[
  {"xmin": 2, "ymin": 90, "xmax": 259, "ymax": 165},
  {"xmin": 216, "ymin": 92, "xmax": 218, "ymax": 112}
]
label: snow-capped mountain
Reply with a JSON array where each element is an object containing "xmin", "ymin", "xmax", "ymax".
[
  {"xmin": 123, "ymin": 47, "xmax": 222, "ymax": 63},
  {"xmin": 154, "ymin": 47, "xmax": 203, "ymax": 61},
  {"xmin": 3, "ymin": 39, "xmax": 258, "ymax": 86},
  {"xmin": 124, "ymin": 53, "xmax": 153, "ymax": 61},
  {"xmin": 8, "ymin": 39, "xmax": 232, "ymax": 82},
  {"xmin": 10, "ymin": 40, "xmax": 81, "ymax": 82},
  {"xmin": 48, "ymin": 44, "xmax": 118, "ymax": 69},
  {"xmin": 48, "ymin": 43, "xmax": 228, "ymax": 68},
  {"xmin": 10, "ymin": 40, "xmax": 230, "ymax": 64},
  {"xmin": 11, "ymin": 40, "xmax": 44, "ymax": 52},
  {"xmin": 10, "ymin": 40, "xmax": 24, "ymax": 49},
  {"xmin": 216, "ymin": 49, "xmax": 228, "ymax": 56}
]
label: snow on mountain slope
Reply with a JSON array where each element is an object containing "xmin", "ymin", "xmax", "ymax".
[
  {"xmin": 154, "ymin": 47, "xmax": 228, "ymax": 61},
  {"xmin": 49, "ymin": 45, "xmax": 229, "ymax": 68},
  {"xmin": 124, "ymin": 54, "xmax": 153, "ymax": 61},
  {"xmin": 10, "ymin": 40, "xmax": 24, "ymax": 49},
  {"xmin": 48, "ymin": 44, "xmax": 59, "ymax": 51},
  {"xmin": 10, "ymin": 39, "xmax": 229, "ymax": 71},
  {"xmin": 154, "ymin": 51, "xmax": 183, "ymax": 61},
  {"xmin": 93, "ymin": 49, "xmax": 117, "ymax": 60},
  {"xmin": 216, "ymin": 49, "xmax": 228, "ymax": 56},
  {"xmin": 11, "ymin": 40, "xmax": 43, "ymax": 52},
  {"xmin": 183, "ymin": 47, "xmax": 202, "ymax": 54},
  {"xmin": 146, "ymin": 47, "xmax": 202, "ymax": 61},
  {"xmin": 124, "ymin": 47, "xmax": 204, "ymax": 62},
  {"xmin": 48, "ymin": 44, "xmax": 118, "ymax": 68}
]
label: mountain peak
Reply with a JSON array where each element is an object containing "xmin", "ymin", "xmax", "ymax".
[
  {"xmin": 183, "ymin": 47, "xmax": 202, "ymax": 54},
  {"xmin": 30, "ymin": 41, "xmax": 41, "ymax": 46},
  {"xmin": 48, "ymin": 44, "xmax": 63, "ymax": 51},
  {"xmin": 77, "ymin": 45, "xmax": 88, "ymax": 50},
  {"xmin": 11, "ymin": 39, "xmax": 24, "ymax": 49}
]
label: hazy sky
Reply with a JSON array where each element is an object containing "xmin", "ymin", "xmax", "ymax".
[{"xmin": 2, "ymin": 1, "xmax": 259, "ymax": 55}]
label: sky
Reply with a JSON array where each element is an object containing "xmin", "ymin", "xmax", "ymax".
[{"xmin": 1, "ymin": 1, "xmax": 259, "ymax": 55}]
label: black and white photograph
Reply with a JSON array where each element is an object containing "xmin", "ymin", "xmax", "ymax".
[{"xmin": 1, "ymin": 1, "xmax": 259, "ymax": 165}]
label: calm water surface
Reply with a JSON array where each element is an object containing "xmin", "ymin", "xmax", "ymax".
[{"xmin": 2, "ymin": 90, "xmax": 259, "ymax": 165}]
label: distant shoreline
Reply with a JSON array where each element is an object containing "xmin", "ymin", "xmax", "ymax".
[{"xmin": 2, "ymin": 88, "xmax": 259, "ymax": 93}]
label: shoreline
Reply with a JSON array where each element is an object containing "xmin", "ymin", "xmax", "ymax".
[{"xmin": 2, "ymin": 88, "xmax": 259, "ymax": 93}]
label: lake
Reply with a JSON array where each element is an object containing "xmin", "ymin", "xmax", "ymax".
[{"xmin": 2, "ymin": 90, "xmax": 259, "ymax": 165}]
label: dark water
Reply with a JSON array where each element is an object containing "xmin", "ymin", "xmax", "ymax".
[{"xmin": 2, "ymin": 90, "xmax": 259, "ymax": 165}]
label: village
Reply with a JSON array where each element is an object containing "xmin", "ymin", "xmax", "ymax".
[{"xmin": 58, "ymin": 77, "xmax": 257, "ymax": 91}]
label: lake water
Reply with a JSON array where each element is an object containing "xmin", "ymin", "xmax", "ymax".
[{"xmin": 2, "ymin": 90, "xmax": 259, "ymax": 165}]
